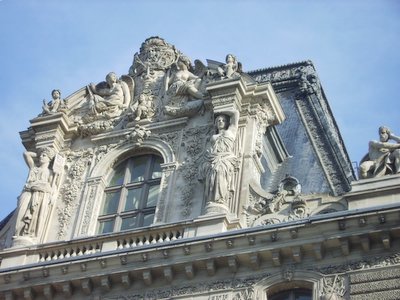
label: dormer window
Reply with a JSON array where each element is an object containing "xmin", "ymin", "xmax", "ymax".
[{"xmin": 97, "ymin": 154, "xmax": 162, "ymax": 234}]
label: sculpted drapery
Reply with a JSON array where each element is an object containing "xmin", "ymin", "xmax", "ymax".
[
  {"xmin": 14, "ymin": 148, "xmax": 55, "ymax": 238},
  {"xmin": 199, "ymin": 110, "xmax": 239, "ymax": 205}
]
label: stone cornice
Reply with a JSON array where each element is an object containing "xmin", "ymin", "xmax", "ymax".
[{"xmin": 1, "ymin": 204, "xmax": 400, "ymax": 298}]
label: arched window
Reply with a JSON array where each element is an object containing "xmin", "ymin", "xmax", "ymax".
[
  {"xmin": 268, "ymin": 288, "xmax": 312, "ymax": 300},
  {"xmin": 97, "ymin": 154, "xmax": 163, "ymax": 234}
]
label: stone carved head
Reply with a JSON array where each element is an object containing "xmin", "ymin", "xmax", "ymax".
[
  {"xmin": 38, "ymin": 147, "xmax": 56, "ymax": 166},
  {"xmin": 51, "ymin": 89, "xmax": 61, "ymax": 100},
  {"xmin": 379, "ymin": 126, "xmax": 390, "ymax": 142},
  {"xmin": 226, "ymin": 54, "xmax": 237, "ymax": 64},
  {"xmin": 177, "ymin": 55, "xmax": 192, "ymax": 70},
  {"xmin": 214, "ymin": 114, "xmax": 230, "ymax": 132},
  {"xmin": 105, "ymin": 72, "xmax": 117, "ymax": 85}
]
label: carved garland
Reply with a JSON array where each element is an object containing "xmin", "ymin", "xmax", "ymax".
[
  {"xmin": 180, "ymin": 125, "xmax": 213, "ymax": 217},
  {"xmin": 57, "ymin": 149, "xmax": 93, "ymax": 239}
]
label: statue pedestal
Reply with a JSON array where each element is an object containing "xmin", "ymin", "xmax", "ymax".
[
  {"xmin": 206, "ymin": 77, "xmax": 246, "ymax": 113},
  {"xmin": 204, "ymin": 202, "xmax": 230, "ymax": 215},
  {"xmin": 12, "ymin": 235, "xmax": 36, "ymax": 248}
]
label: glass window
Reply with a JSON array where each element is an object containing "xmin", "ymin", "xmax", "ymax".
[
  {"xmin": 98, "ymin": 219, "xmax": 115, "ymax": 234},
  {"xmin": 130, "ymin": 156, "xmax": 147, "ymax": 182},
  {"xmin": 97, "ymin": 154, "xmax": 162, "ymax": 234},
  {"xmin": 125, "ymin": 188, "xmax": 142, "ymax": 211},
  {"xmin": 269, "ymin": 289, "xmax": 312, "ymax": 300},
  {"xmin": 147, "ymin": 184, "xmax": 160, "ymax": 207},
  {"xmin": 109, "ymin": 164, "xmax": 126, "ymax": 186},
  {"xmin": 101, "ymin": 191, "xmax": 121, "ymax": 215}
]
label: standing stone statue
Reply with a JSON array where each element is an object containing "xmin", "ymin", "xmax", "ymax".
[
  {"xmin": 359, "ymin": 126, "xmax": 400, "ymax": 179},
  {"xmin": 14, "ymin": 147, "xmax": 56, "ymax": 238},
  {"xmin": 199, "ymin": 110, "xmax": 239, "ymax": 206}
]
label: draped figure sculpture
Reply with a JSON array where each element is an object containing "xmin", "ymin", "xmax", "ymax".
[
  {"xmin": 87, "ymin": 72, "xmax": 130, "ymax": 119},
  {"xmin": 359, "ymin": 126, "xmax": 400, "ymax": 178},
  {"xmin": 166, "ymin": 55, "xmax": 203, "ymax": 105},
  {"xmin": 42, "ymin": 89, "xmax": 67, "ymax": 115},
  {"xmin": 14, "ymin": 147, "xmax": 55, "ymax": 238},
  {"xmin": 199, "ymin": 110, "xmax": 239, "ymax": 206}
]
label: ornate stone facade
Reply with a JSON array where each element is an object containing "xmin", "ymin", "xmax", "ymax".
[{"xmin": 0, "ymin": 37, "xmax": 398, "ymax": 300}]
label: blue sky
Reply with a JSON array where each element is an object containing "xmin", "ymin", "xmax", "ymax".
[{"xmin": 0, "ymin": 0, "xmax": 399, "ymax": 220}]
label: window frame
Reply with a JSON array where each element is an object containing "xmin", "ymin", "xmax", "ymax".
[{"xmin": 97, "ymin": 154, "xmax": 163, "ymax": 234}]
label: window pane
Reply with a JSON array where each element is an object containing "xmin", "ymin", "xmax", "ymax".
[
  {"xmin": 146, "ymin": 184, "xmax": 160, "ymax": 207},
  {"xmin": 121, "ymin": 215, "xmax": 137, "ymax": 231},
  {"xmin": 125, "ymin": 188, "xmax": 142, "ymax": 211},
  {"xmin": 109, "ymin": 163, "xmax": 126, "ymax": 186},
  {"xmin": 130, "ymin": 156, "xmax": 147, "ymax": 182},
  {"xmin": 270, "ymin": 289, "xmax": 312, "ymax": 300},
  {"xmin": 270, "ymin": 291, "xmax": 290, "ymax": 300},
  {"xmin": 143, "ymin": 213, "xmax": 154, "ymax": 227},
  {"xmin": 101, "ymin": 191, "xmax": 121, "ymax": 215},
  {"xmin": 98, "ymin": 219, "xmax": 115, "ymax": 234},
  {"xmin": 151, "ymin": 156, "xmax": 163, "ymax": 179},
  {"xmin": 295, "ymin": 291, "xmax": 312, "ymax": 300}
]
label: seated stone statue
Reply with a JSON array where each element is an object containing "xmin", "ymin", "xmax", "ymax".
[
  {"xmin": 359, "ymin": 126, "xmax": 400, "ymax": 179},
  {"xmin": 166, "ymin": 56, "xmax": 204, "ymax": 105},
  {"xmin": 217, "ymin": 54, "xmax": 242, "ymax": 79},
  {"xmin": 134, "ymin": 94, "xmax": 154, "ymax": 121},
  {"xmin": 42, "ymin": 89, "xmax": 67, "ymax": 115},
  {"xmin": 87, "ymin": 72, "xmax": 130, "ymax": 119}
]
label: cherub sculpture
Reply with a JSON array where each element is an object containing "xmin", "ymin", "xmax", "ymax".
[{"xmin": 217, "ymin": 54, "xmax": 242, "ymax": 79}]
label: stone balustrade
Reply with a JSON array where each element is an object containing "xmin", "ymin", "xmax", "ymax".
[
  {"xmin": 39, "ymin": 242, "xmax": 101, "ymax": 262},
  {"xmin": 116, "ymin": 229, "xmax": 183, "ymax": 249},
  {"xmin": 1, "ymin": 222, "xmax": 187, "ymax": 269}
]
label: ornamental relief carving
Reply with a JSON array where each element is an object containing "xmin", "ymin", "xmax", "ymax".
[
  {"xmin": 103, "ymin": 272, "xmax": 270, "ymax": 300},
  {"xmin": 153, "ymin": 131, "xmax": 181, "ymax": 155},
  {"xmin": 244, "ymin": 176, "xmax": 309, "ymax": 227},
  {"xmin": 32, "ymin": 37, "xmax": 253, "ymax": 141},
  {"xmin": 57, "ymin": 149, "xmax": 93, "ymax": 239},
  {"xmin": 154, "ymin": 166, "xmax": 174, "ymax": 222},
  {"xmin": 179, "ymin": 125, "xmax": 213, "ymax": 217},
  {"xmin": 295, "ymin": 98, "xmax": 346, "ymax": 195},
  {"xmin": 79, "ymin": 184, "xmax": 97, "ymax": 236},
  {"xmin": 321, "ymin": 275, "xmax": 346, "ymax": 300},
  {"xmin": 253, "ymin": 103, "xmax": 272, "ymax": 158},
  {"xmin": 252, "ymin": 61, "xmax": 316, "ymax": 88},
  {"xmin": 311, "ymin": 252, "xmax": 400, "ymax": 275}
]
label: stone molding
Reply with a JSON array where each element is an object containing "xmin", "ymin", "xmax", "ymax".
[{"xmin": 1, "ymin": 204, "xmax": 400, "ymax": 298}]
